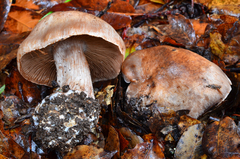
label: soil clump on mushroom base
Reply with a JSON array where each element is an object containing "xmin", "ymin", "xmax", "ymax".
[{"xmin": 33, "ymin": 89, "xmax": 100, "ymax": 153}]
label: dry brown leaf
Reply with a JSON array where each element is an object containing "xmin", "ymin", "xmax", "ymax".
[
  {"xmin": 12, "ymin": 0, "xmax": 39, "ymax": 10},
  {"xmin": 4, "ymin": 6, "xmax": 42, "ymax": 33}
]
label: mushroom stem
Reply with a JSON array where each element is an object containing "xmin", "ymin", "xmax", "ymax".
[{"xmin": 53, "ymin": 37, "xmax": 94, "ymax": 98}]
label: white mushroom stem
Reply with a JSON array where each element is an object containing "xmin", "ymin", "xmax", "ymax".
[{"xmin": 53, "ymin": 37, "xmax": 94, "ymax": 98}]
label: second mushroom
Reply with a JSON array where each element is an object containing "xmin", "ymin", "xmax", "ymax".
[{"xmin": 122, "ymin": 45, "xmax": 231, "ymax": 119}]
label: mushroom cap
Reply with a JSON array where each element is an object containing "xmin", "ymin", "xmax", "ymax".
[
  {"xmin": 17, "ymin": 11, "xmax": 125, "ymax": 86},
  {"xmin": 122, "ymin": 45, "xmax": 232, "ymax": 118}
]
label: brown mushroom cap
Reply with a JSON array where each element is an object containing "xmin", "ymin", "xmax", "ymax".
[
  {"xmin": 17, "ymin": 11, "xmax": 125, "ymax": 87},
  {"xmin": 122, "ymin": 45, "xmax": 232, "ymax": 118}
]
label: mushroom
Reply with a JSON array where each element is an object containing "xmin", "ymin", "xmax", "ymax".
[
  {"xmin": 122, "ymin": 45, "xmax": 231, "ymax": 119},
  {"xmin": 17, "ymin": 11, "xmax": 125, "ymax": 98},
  {"xmin": 17, "ymin": 11, "xmax": 125, "ymax": 152}
]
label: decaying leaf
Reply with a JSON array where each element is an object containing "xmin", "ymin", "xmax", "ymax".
[
  {"xmin": 174, "ymin": 123, "xmax": 204, "ymax": 159},
  {"xmin": 202, "ymin": 116, "xmax": 240, "ymax": 158},
  {"xmin": 116, "ymin": 129, "xmax": 129, "ymax": 152},
  {"xmin": 142, "ymin": 133, "xmax": 165, "ymax": 158},
  {"xmin": 108, "ymin": 0, "xmax": 135, "ymax": 13},
  {"xmin": 5, "ymin": 6, "xmax": 42, "ymax": 33},
  {"xmin": 101, "ymin": 12, "xmax": 132, "ymax": 30},
  {"xmin": 0, "ymin": 0, "xmax": 11, "ymax": 32},
  {"xmin": 211, "ymin": 5, "xmax": 240, "ymax": 17},
  {"xmin": 122, "ymin": 141, "xmax": 165, "ymax": 159},
  {"xmin": 119, "ymin": 127, "xmax": 144, "ymax": 149},
  {"xmin": 178, "ymin": 115, "xmax": 201, "ymax": 134},
  {"xmin": 63, "ymin": 145, "xmax": 117, "ymax": 159},
  {"xmin": 0, "ymin": 31, "xmax": 29, "ymax": 70},
  {"xmin": 157, "ymin": 14, "xmax": 196, "ymax": 47},
  {"xmin": 5, "ymin": 67, "xmax": 44, "ymax": 105},
  {"xmin": 209, "ymin": 32, "xmax": 226, "ymax": 59},
  {"xmin": 12, "ymin": 0, "xmax": 40, "ymax": 10},
  {"xmin": 104, "ymin": 125, "xmax": 120, "ymax": 159}
]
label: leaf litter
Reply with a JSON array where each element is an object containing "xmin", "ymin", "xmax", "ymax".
[{"xmin": 0, "ymin": 0, "xmax": 240, "ymax": 158}]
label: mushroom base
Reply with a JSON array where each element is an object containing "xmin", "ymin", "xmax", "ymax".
[{"xmin": 32, "ymin": 90, "xmax": 100, "ymax": 153}]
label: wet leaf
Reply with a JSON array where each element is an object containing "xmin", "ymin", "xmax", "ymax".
[
  {"xmin": 0, "ymin": 0, "xmax": 11, "ymax": 32},
  {"xmin": 122, "ymin": 141, "xmax": 165, "ymax": 159},
  {"xmin": 0, "ymin": 31, "xmax": 30, "ymax": 70},
  {"xmin": 148, "ymin": 109, "xmax": 179, "ymax": 136},
  {"xmin": 202, "ymin": 116, "xmax": 240, "ymax": 158},
  {"xmin": 108, "ymin": 0, "xmax": 135, "ymax": 13},
  {"xmin": 115, "ymin": 129, "xmax": 129, "ymax": 152},
  {"xmin": 5, "ymin": 67, "xmax": 43, "ymax": 105},
  {"xmin": 119, "ymin": 127, "xmax": 144, "ymax": 149},
  {"xmin": 157, "ymin": 14, "xmax": 196, "ymax": 47},
  {"xmin": 104, "ymin": 125, "xmax": 120, "ymax": 159},
  {"xmin": 135, "ymin": 3, "xmax": 162, "ymax": 13},
  {"xmin": 175, "ymin": 123, "xmax": 204, "ymax": 159},
  {"xmin": 211, "ymin": 5, "xmax": 240, "ymax": 17},
  {"xmin": 8, "ymin": 137, "xmax": 26, "ymax": 158},
  {"xmin": 142, "ymin": 133, "xmax": 165, "ymax": 158},
  {"xmin": 209, "ymin": 32, "xmax": 226, "ymax": 59},
  {"xmin": 13, "ymin": 0, "xmax": 40, "ymax": 10},
  {"xmin": 190, "ymin": 19, "xmax": 208, "ymax": 36},
  {"xmin": 101, "ymin": 12, "xmax": 132, "ymax": 30},
  {"xmin": 178, "ymin": 115, "xmax": 201, "ymax": 134},
  {"xmin": 63, "ymin": 145, "xmax": 117, "ymax": 159},
  {"xmin": 4, "ymin": 6, "xmax": 42, "ymax": 33},
  {"xmin": 74, "ymin": 0, "xmax": 109, "ymax": 11}
]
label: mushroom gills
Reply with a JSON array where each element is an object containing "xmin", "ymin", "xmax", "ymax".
[{"xmin": 53, "ymin": 36, "xmax": 94, "ymax": 98}]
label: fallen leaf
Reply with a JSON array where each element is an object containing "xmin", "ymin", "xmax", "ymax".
[
  {"xmin": 174, "ymin": 123, "xmax": 205, "ymax": 159},
  {"xmin": 108, "ymin": 1, "xmax": 135, "ymax": 13},
  {"xmin": 12, "ymin": 0, "xmax": 39, "ymax": 10},
  {"xmin": 101, "ymin": 12, "xmax": 132, "ymax": 30},
  {"xmin": 104, "ymin": 125, "xmax": 120, "ymax": 159},
  {"xmin": 4, "ymin": 6, "xmax": 42, "ymax": 33},
  {"xmin": 5, "ymin": 67, "xmax": 44, "ymax": 105},
  {"xmin": 116, "ymin": 129, "xmax": 129, "ymax": 152},
  {"xmin": 178, "ymin": 115, "xmax": 201, "ymax": 134},
  {"xmin": 122, "ymin": 141, "xmax": 165, "ymax": 159},
  {"xmin": 157, "ymin": 14, "xmax": 196, "ymax": 47},
  {"xmin": 142, "ymin": 133, "xmax": 165, "ymax": 158},
  {"xmin": 8, "ymin": 137, "xmax": 26, "ymax": 159},
  {"xmin": 63, "ymin": 145, "xmax": 117, "ymax": 159},
  {"xmin": 0, "ymin": 31, "xmax": 30, "ymax": 70},
  {"xmin": 211, "ymin": 5, "xmax": 240, "ymax": 17},
  {"xmin": 135, "ymin": 3, "xmax": 162, "ymax": 13},
  {"xmin": 209, "ymin": 32, "xmax": 226, "ymax": 59},
  {"xmin": 74, "ymin": 0, "xmax": 109, "ymax": 11},
  {"xmin": 202, "ymin": 116, "xmax": 240, "ymax": 158},
  {"xmin": 0, "ymin": 0, "xmax": 11, "ymax": 32},
  {"xmin": 190, "ymin": 19, "xmax": 208, "ymax": 36},
  {"xmin": 119, "ymin": 127, "xmax": 144, "ymax": 149}
]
